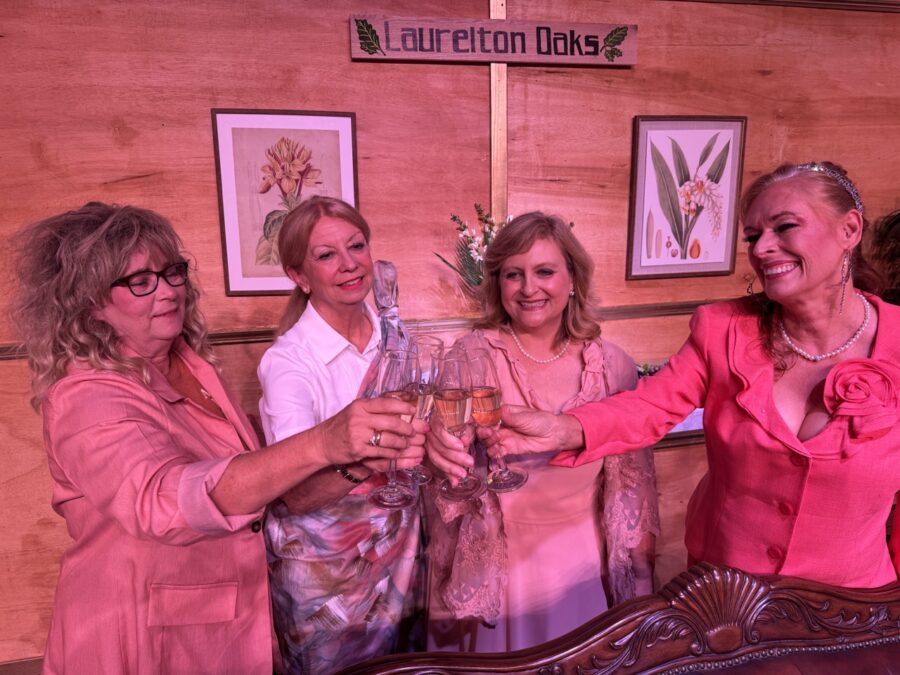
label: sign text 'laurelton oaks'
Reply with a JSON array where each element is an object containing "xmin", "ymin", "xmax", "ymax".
[{"xmin": 350, "ymin": 16, "xmax": 637, "ymax": 66}]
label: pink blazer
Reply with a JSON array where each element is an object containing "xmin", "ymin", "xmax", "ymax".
[
  {"xmin": 555, "ymin": 295, "xmax": 900, "ymax": 589},
  {"xmin": 41, "ymin": 340, "xmax": 272, "ymax": 674}
]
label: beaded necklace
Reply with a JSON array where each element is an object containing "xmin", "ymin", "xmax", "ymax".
[
  {"xmin": 778, "ymin": 292, "xmax": 870, "ymax": 363},
  {"xmin": 507, "ymin": 325, "xmax": 570, "ymax": 364}
]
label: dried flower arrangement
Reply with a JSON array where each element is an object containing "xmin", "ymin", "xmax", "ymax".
[{"xmin": 434, "ymin": 204, "xmax": 506, "ymax": 300}]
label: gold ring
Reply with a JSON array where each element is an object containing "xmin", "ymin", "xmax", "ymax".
[{"xmin": 368, "ymin": 430, "xmax": 383, "ymax": 447}]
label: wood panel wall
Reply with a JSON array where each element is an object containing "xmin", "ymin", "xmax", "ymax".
[{"xmin": 1, "ymin": 0, "xmax": 898, "ymax": 665}]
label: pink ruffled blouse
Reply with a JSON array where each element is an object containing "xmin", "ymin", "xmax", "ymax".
[{"xmin": 427, "ymin": 329, "xmax": 660, "ymax": 652}]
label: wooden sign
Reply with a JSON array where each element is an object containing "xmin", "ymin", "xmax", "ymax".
[{"xmin": 350, "ymin": 16, "xmax": 637, "ymax": 66}]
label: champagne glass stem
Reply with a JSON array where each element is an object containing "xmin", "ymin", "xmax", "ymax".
[
  {"xmin": 386, "ymin": 458, "xmax": 398, "ymax": 484},
  {"xmin": 484, "ymin": 422, "xmax": 528, "ymax": 493},
  {"xmin": 491, "ymin": 448, "xmax": 509, "ymax": 472},
  {"xmin": 438, "ymin": 428, "xmax": 485, "ymax": 501},
  {"xmin": 366, "ymin": 349, "xmax": 419, "ymax": 510},
  {"xmin": 458, "ymin": 435, "xmax": 480, "ymax": 483}
]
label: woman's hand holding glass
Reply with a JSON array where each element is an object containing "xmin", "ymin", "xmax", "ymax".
[
  {"xmin": 425, "ymin": 415, "xmax": 476, "ymax": 482},
  {"xmin": 482, "ymin": 403, "xmax": 587, "ymax": 458},
  {"xmin": 434, "ymin": 351, "xmax": 486, "ymax": 501},
  {"xmin": 367, "ymin": 350, "xmax": 421, "ymax": 510},
  {"xmin": 402, "ymin": 334, "xmax": 445, "ymax": 485},
  {"xmin": 318, "ymin": 395, "xmax": 425, "ymax": 468},
  {"xmin": 467, "ymin": 348, "xmax": 528, "ymax": 492}
]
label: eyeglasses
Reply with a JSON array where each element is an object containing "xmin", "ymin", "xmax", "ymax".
[{"xmin": 110, "ymin": 261, "xmax": 189, "ymax": 297}]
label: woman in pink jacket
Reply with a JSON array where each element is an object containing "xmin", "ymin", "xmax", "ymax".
[
  {"xmin": 12, "ymin": 202, "xmax": 425, "ymax": 674},
  {"xmin": 442, "ymin": 161, "xmax": 900, "ymax": 589}
]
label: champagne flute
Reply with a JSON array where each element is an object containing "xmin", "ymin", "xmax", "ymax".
[
  {"xmin": 435, "ymin": 351, "xmax": 485, "ymax": 501},
  {"xmin": 403, "ymin": 335, "xmax": 445, "ymax": 484},
  {"xmin": 367, "ymin": 350, "xmax": 419, "ymax": 510},
  {"xmin": 467, "ymin": 348, "xmax": 528, "ymax": 492}
]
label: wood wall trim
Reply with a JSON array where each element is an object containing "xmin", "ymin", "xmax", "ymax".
[
  {"xmin": 654, "ymin": 430, "xmax": 705, "ymax": 449},
  {"xmin": 490, "ymin": 61, "xmax": 508, "ymax": 223},
  {"xmin": 0, "ymin": 658, "xmax": 41, "ymax": 675},
  {"xmin": 598, "ymin": 298, "xmax": 715, "ymax": 320},
  {"xmin": 490, "ymin": 0, "xmax": 508, "ymax": 222},
  {"xmin": 674, "ymin": 0, "xmax": 900, "ymax": 11},
  {"xmin": 0, "ymin": 345, "xmax": 26, "ymax": 362},
  {"xmin": 207, "ymin": 328, "xmax": 276, "ymax": 346},
  {"xmin": 0, "ymin": 299, "xmax": 721, "ymax": 361}
]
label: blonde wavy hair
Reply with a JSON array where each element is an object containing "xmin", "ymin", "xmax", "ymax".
[
  {"xmin": 12, "ymin": 202, "xmax": 213, "ymax": 410},
  {"xmin": 740, "ymin": 161, "xmax": 884, "ymax": 370},
  {"xmin": 476, "ymin": 211, "xmax": 602, "ymax": 345},
  {"xmin": 274, "ymin": 196, "xmax": 372, "ymax": 336}
]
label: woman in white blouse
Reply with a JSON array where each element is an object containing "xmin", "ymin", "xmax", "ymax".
[{"xmin": 258, "ymin": 196, "xmax": 423, "ymax": 674}]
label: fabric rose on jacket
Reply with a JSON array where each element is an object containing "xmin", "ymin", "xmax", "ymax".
[{"xmin": 824, "ymin": 359, "xmax": 900, "ymax": 441}]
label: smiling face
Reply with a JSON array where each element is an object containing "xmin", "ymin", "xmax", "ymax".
[
  {"xmin": 742, "ymin": 176, "xmax": 862, "ymax": 305},
  {"xmin": 499, "ymin": 237, "xmax": 574, "ymax": 336},
  {"xmin": 93, "ymin": 247, "xmax": 187, "ymax": 362},
  {"xmin": 291, "ymin": 215, "xmax": 373, "ymax": 318}
]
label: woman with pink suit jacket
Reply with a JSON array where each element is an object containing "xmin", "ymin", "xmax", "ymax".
[
  {"xmin": 557, "ymin": 295, "xmax": 900, "ymax": 588},
  {"xmin": 13, "ymin": 203, "xmax": 424, "ymax": 674},
  {"xmin": 41, "ymin": 340, "xmax": 273, "ymax": 673},
  {"xmin": 470, "ymin": 162, "xmax": 900, "ymax": 588}
]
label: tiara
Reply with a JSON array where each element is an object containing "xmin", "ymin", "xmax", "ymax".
[{"xmin": 796, "ymin": 162, "xmax": 864, "ymax": 214}]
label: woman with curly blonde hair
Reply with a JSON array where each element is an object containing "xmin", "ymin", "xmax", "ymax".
[{"xmin": 13, "ymin": 201, "xmax": 424, "ymax": 674}]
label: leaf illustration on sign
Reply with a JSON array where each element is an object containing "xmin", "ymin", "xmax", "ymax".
[
  {"xmin": 602, "ymin": 26, "xmax": 628, "ymax": 62},
  {"xmin": 355, "ymin": 18, "xmax": 386, "ymax": 55}
]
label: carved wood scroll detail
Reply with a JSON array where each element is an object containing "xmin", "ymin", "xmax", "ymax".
[
  {"xmin": 340, "ymin": 562, "xmax": 900, "ymax": 674},
  {"xmin": 581, "ymin": 562, "xmax": 900, "ymax": 673}
]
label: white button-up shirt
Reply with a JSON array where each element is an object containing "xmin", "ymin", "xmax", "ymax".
[{"xmin": 257, "ymin": 302, "xmax": 381, "ymax": 444}]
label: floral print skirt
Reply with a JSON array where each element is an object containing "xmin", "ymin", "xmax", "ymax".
[{"xmin": 266, "ymin": 496, "xmax": 423, "ymax": 674}]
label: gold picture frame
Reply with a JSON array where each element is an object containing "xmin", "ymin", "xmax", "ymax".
[{"xmin": 211, "ymin": 109, "xmax": 358, "ymax": 295}]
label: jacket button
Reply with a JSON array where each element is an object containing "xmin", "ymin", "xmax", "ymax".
[
  {"xmin": 766, "ymin": 545, "xmax": 783, "ymax": 561},
  {"xmin": 251, "ymin": 520, "xmax": 262, "ymax": 533},
  {"xmin": 777, "ymin": 502, "xmax": 793, "ymax": 516},
  {"xmin": 789, "ymin": 454, "xmax": 806, "ymax": 467}
]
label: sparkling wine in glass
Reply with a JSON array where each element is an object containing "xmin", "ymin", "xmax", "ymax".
[
  {"xmin": 435, "ymin": 352, "xmax": 485, "ymax": 501},
  {"xmin": 467, "ymin": 348, "xmax": 528, "ymax": 493},
  {"xmin": 472, "ymin": 386, "xmax": 502, "ymax": 427},
  {"xmin": 367, "ymin": 350, "xmax": 419, "ymax": 510},
  {"xmin": 403, "ymin": 335, "xmax": 444, "ymax": 485},
  {"xmin": 434, "ymin": 387, "xmax": 473, "ymax": 434}
]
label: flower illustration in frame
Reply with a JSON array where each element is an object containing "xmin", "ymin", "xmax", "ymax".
[
  {"xmin": 255, "ymin": 137, "xmax": 323, "ymax": 267},
  {"xmin": 626, "ymin": 116, "xmax": 746, "ymax": 279},
  {"xmin": 211, "ymin": 109, "xmax": 358, "ymax": 295}
]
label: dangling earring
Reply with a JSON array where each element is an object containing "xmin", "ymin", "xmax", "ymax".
[
  {"xmin": 745, "ymin": 274, "xmax": 756, "ymax": 296},
  {"xmin": 569, "ymin": 288, "xmax": 575, "ymax": 297},
  {"xmin": 839, "ymin": 251, "xmax": 851, "ymax": 315}
]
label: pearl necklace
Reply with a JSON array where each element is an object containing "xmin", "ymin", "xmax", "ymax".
[
  {"xmin": 507, "ymin": 325, "xmax": 571, "ymax": 364},
  {"xmin": 778, "ymin": 292, "xmax": 870, "ymax": 363}
]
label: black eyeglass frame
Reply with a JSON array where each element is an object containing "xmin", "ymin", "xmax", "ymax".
[{"xmin": 110, "ymin": 261, "xmax": 190, "ymax": 297}]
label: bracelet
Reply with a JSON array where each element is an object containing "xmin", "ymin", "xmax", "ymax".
[{"xmin": 334, "ymin": 464, "xmax": 366, "ymax": 485}]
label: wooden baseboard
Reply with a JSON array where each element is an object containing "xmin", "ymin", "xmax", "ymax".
[{"xmin": 0, "ymin": 658, "xmax": 42, "ymax": 675}]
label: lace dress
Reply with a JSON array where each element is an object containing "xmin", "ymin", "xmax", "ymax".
[{"xmin": 426, "ymin": 329, "xmax": 660, "ymax": 652}]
